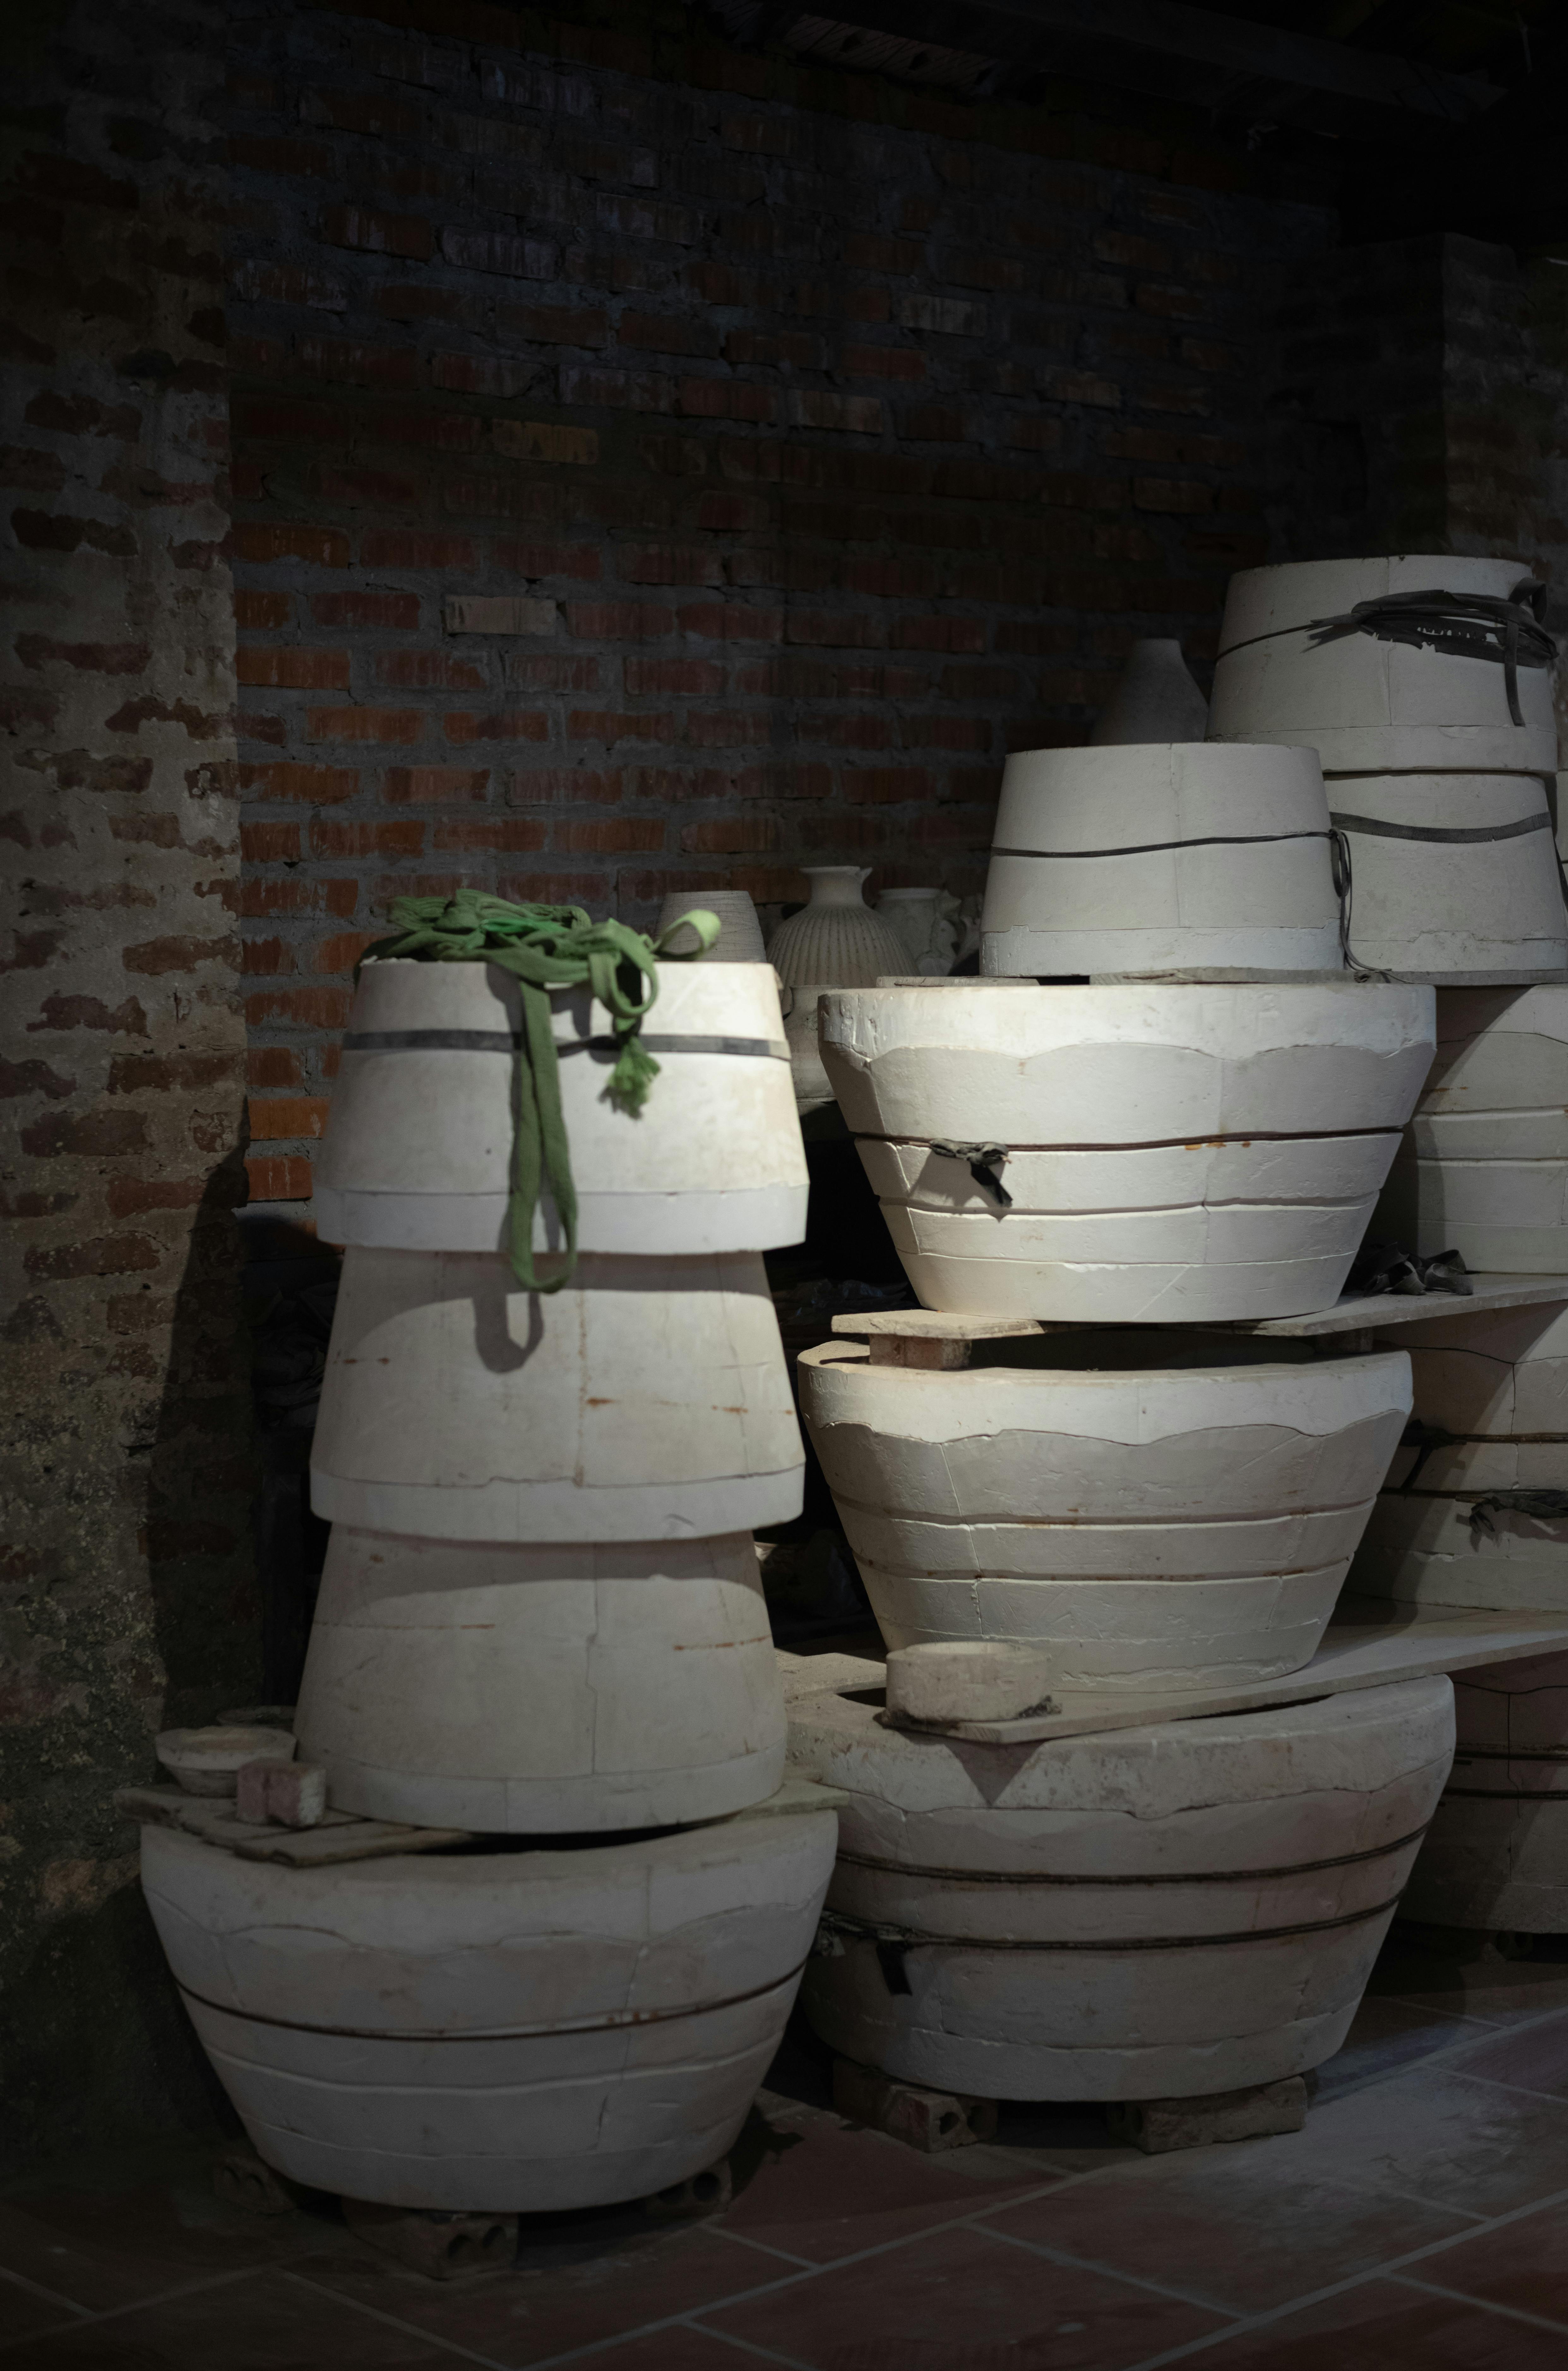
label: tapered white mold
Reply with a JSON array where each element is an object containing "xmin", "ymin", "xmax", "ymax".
[
  {"xmin": 817, "ymin": 982, "xmax": 1435, "ymax": 1320},
  {"xmin": 138, "ymin": 1783, "xmax": 838, "ymax": 2211},
  {"xmin": 981, "ymin": 742, "xmax": 1341, "ymax": 978},
  {"xmin": 314, "ymin": 959, "xmax": 807, "ymax": 1255},
  {"xmin": 1377, "ymin": 988, "xmax": 1568, "ymax": 1269},
  {"xmin": 1210, "ymin": 556, "xmax": 1556, "ymax": 775},
  {"xmin": 311, "ymin": 1247, "xmax": 804, "ymax": 1541},
  {"xmin": 1327, "ymin": 774, "xmax": 1565, "ymax": 981},
  {"xmin": 1403, "ymin": 1650, "xmax": 1568, "ymax": 1933},
  {"xmin": 1351, "ymin": 1301, "xmax": 1568, "ymax": 1612},
  {"xmin": 800, "ymin": 1332, "xmax": 1410, "ymax": 1690},
  {"xmin": 790, "ymin": 1678, "xmax": 1454, "ymax": 2099},
  {"xmin": 295, "ymin": 1528, "xmax": 786, "ymax": 1831}
]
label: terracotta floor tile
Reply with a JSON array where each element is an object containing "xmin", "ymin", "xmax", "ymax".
[
  {"xmin": 1311, "ymin": 1992, "xmax": 1484, "ymax": 2106},
  {"xmin": 0, "ymin": 2150, "xmax": 323, "ymax": 2315},
  {"xmin": 1404, "ymin": 2196, "xmax": 1568, "ymax": 2322},
  {"xmin": 1446, "ymin": 2007, "xmax": 1568, "ymax": 2099},
  {"xmin": 290, "ymin": 2224, "xmax": 796, "ymax": 2367},
  {"xmin": 716, "ymin": 2118, "xmax": 1057, "ymax": 2265},
  {"xmin": 978, "ymin": 2149, "xmax": 1476, "ymax": 2315},
  {"xmin": 1171, "ymin": 2277, "xmax": 1565, "ymax": 2369},
  {"xmin": 0, "ymin": 2267, "xmax": 464, "ymax": 2370},
  {"xmin": 561, "ymin": 2332, "xmax": 787, "ymax": 2369},
  {"xmin": 701, "ymin": 2221, "xmax": 1231, "ymax": 2369},
  {"xmin": 1236, "ymin": 2063, "xmax": 1568, "ymax": 2219},
  {"xmin": 0, "ymin": 2274, "xmax": 87, "ymax": 2347},
  {"xmin": 1370, "ymin": 1924, "xmax": 1568, "ymax": 2028}
]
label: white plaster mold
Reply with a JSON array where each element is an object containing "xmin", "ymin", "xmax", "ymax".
[
  {"xmin": 295, "ymin": 1527, "xmax": 787, "ymax": 1831},
  {"xmin": 138, "ymin": 1784, "xmax": 838, "ymax": 2211},
  {"xmin": 789, "ymin": 1678, "xmax": 1454, "ymax": 2099},
  {"xmin": 1210, "ymin": 556, "xmax": 1556, "ymax": 775},
  {"xmin": 310, "ymin": 1247, "xmax": 805, "ymax": 1541},
  {"xmin": 981, "ymin": 742, "xmax": 1341, "ymax": 978},
  {"xmin": 816, "ymin": 982, "xmax": 1435, "ymax": 1320},
  {"xmin": 800, "ymin": 1334, "xmax": 1411, "ymax": 1690},
  {"xmin": 315, "ymin": 960, "xmax": 807, "ymax": 1256}
]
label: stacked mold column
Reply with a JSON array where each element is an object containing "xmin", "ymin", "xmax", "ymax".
[
  {"xmin": 137, "ymin": 923, "xmax": 843, "ymax": 2215},
  {"xmin": 787, "ymin": 585, "xmax": 1544, "ymax": 2112}
]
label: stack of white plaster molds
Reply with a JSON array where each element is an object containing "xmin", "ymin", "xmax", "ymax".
[
  {"xmin": 135, "ymin": 955, "xmax": 841, "ymax": 2215},
  {"xmin": 1209, "ymin": 556, "xmax": 1564, "ymax": 984}
]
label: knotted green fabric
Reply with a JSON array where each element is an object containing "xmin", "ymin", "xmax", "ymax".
[{"xmin": 357, "ymin": 890, "xmax": 719, "ymax": 1291}]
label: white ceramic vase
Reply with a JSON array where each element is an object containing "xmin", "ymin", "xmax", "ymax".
[
  {"xmin": 800, "ymin": 1331, "xmax": 1410, "ymax": 1690},
  {"xmin": 766, "ymin": 866, "xmax": 910, "ymax": 990},
  {"xmin": 654, "ymin": 890, "xmax": 768, "ymax": 962},
  {"xmin": 790, "ymin": 1674, "xmax": 1453, "ymax": 2100},
  {"xmin": 1088, "ymin": 638, "xmax": 1208, "ymax": 745},
  {"xmin": 877, "ymin": 888, "xmax": 961, "ymax": 976},
  {"xmin": 138, "ymin": 1782, "xmax": 838, "ymax": 2211}
]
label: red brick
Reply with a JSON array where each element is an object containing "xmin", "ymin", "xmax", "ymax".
[
  {"xmin": 893, "ymin": 616, "xmax": 987, "ymax": 653},
  {"xmin": 321, "ymin": 205, "xmax": 433, "ymax": 260},
  {"xmin": 359, "ymin": 531, "xmax": 476, "ymax": 569},
  {"xmin": 496, "ymin": 303, "xmax": 608, "ymax": 346},
  {"xmin": 431, "ymin": 818, "xmax": 549, "ymax": 853},
  {"xmin": 374, "ymin": 650, "xmax": 487, "ymax": 690},
  {"xmin": 382, "ymin": 766, "xmax": 491, "ymax": 801},
  {"xmin": 240, "ymin": 760, "xmax": 358, "ymax": 804},
  {"xmin": 621, "ymin": 544, "xmax": 724, "ymax": 587},
  {"xmin": 310, "ymin": 590, "xmax": 420, "ymax": 630},
  {"xmin": 306, "ymin": 707, "xmax": 423, "ymax": 743},
  {"xmin": 310, "ymin": 817, "xmax": 425, "ymax": 858},
  {"xmin": 243, "ymin": 936, "xmax": 294, "ymax": 976},
  {"xmin": 509, "ymin": 767, "xmax": 623, "ymax": 806},
  {"xmin": 492, "ymin": 542, "xmax": 601, "ymax": 579},
  {"xmin": 231, "ymin": 135, "xmax": 335, "ymax": 179},
  {"xmin": 676, "ymin": 603, "xmax": 782, "ymax": 642},
  {"xmin": 236, "ymin": 647, "xmax": 351, "ymax": 691},
  {"xmin": 552, "ymin": 818, "xmax": 665, "ymax": 853},
  {"xmin": 26, "ymin": 1233, "xmax": 161, "ymax": 1280},
  {"xmin": 241, "ymin": 877, "xmax": 358, "ymax": 920},
  {"xmin": 247, "ymin": 1047, "xmax": 303, "ymax": 1090},
  {"xmin": 316, "ymin": 931, "xmax": 381, "ymax": 974},
  {"xmin": 620, "ymin": 313, "xmax": 719, "ymax": 358},
  {"xmin": 248, "ymin": 1094, "xmax": 331, "ymax": 1140},
  {"xmin": 680, "ymin": 813, "xmax": 781, "ymax": 853},
  {"xmin": 232, "ymin": 522, "xmax": 349, "ymax": 568},
  {"xmin": 677, "ymin": 377, "xmax": 776, "ymax": 423},
  {"xmin": 304, "ymin": 90, "xmax": 421, "ymax": 141},
  {"xmin": 566, "ymin": 601, "xmax": 673, "ymax": 639},
  {"xmin": 442, "ymin": 710, "xmax": 549, "ymax": 742},
  {"xmin": 624, "ymin": 658, "xmax": 724, "ymax": 695},
  {"xmin": 785, "ymin": 611, "xmax": 884, "ymax": 648},
  {"xmin": 244, "ymin": 986, "xmax": 353, "ymax": 1030},
  {"xmin": 568, "ymin": 710, "xmax": 680, "ymax": 744},
  {"xmin": 244, "ymin": 1154, "xmax": 314, "ymax": 1200},
  {"xmin": 234, "ymin": 590, "xmax": 292, "ymax": 630},
  {"xmin": 1133, "ymin": 477, "xmax": 1215, "ymax": 514},
  {"xmin": 241, "ymin": 820, "xmax": 302, "ymax": 862},
  {"xmin": 841, "ymin": 344, "xmax": 924, "ymax": 381}
]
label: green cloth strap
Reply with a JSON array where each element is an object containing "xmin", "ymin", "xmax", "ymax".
[{"xmin": 355, "ymin": 890, "xmax": 720, "ymax": 1291}]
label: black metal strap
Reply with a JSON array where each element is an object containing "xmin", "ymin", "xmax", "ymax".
[
  {"xmin": 1329, "ymin": 809, "xmax": 1552, "ymax": 847},
  {"xmin": 990, "ymin": 830, "xmax": 1331, "ymax": 860},
  {"xmin": 344, "ymin": 1029, "xmax": 789, "ymax": 1060},
  {"xmin": 1306, "ymin": 581, "xmax": 1554, "ymax": 729}
]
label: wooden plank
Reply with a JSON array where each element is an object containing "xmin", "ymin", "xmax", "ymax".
[
  {"xmin": 880, "ymin": 1600, "xmax": 1568, "ymax": 1746},
  {"xmin": 231, "ymin": 1822, "xmax": 472, "ymax": 1867},
  {"xmin": 829, "ymin": 1277, "xmax": 1568, "ymax": 1352}
]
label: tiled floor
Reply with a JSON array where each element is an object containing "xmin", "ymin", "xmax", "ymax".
[{"xmin": 7, "ymin": 1926, "xmax": 1568, "ymax": 2369}]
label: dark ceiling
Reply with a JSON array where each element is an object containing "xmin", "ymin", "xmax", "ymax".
[{"xmin": 710, "ymin": 0, "xmax": 1568, "ymax": 248}]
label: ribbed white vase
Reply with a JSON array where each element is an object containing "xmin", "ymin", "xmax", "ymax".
[{"xmin": 766, "ymin": 867, "xmax": 910, "ymax": 988}]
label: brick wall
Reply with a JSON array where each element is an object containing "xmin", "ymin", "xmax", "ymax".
[
  {"xmin": 225, "ymin": 0, "xmax": 1335, "ymax": 1201},
  {"xmin": 0, "ymin": 0, "xmax": 253, "ymax": 2170}
]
